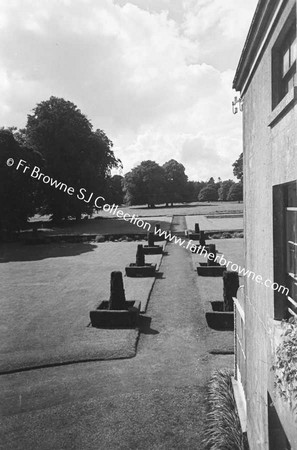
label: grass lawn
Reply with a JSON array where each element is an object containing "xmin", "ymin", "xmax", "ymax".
[
  {"xmin": 192, "ymin": 238, "xmax": 244, "ymax": 307},
  {"xmin": 0, "ymin": 241, "xmax": 164, "ymax": 372},
  {"xmin": 29, "ymin": 201, "xmax": 243, "ymax": 225},
  {"xmin": 26, "ymin": 216, "xmax": 172, "ymax": 237},
  {"xmin": 186, "ymin": 215, "xmax": 243, "ymax": 232},
  {"xmin": 191, "ymin": 238, "xmax": 244, "ymax": 354},
  {"xmin": 97, "ymin": 201, "xmax": 244, "ymax": 218}
]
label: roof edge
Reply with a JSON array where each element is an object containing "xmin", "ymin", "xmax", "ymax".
[{"xmin": 233, "ymin": 0, "xmax": 283, "ymax": 92}]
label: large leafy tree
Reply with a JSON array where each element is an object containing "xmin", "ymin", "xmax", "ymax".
[
  {"xmin": 106, "ymin": 175, "xmax": 124, "ymax": 205},
  {"xmin": 0, "ymin": 128, "xmax": 42, "ymax": 231},
  {"xmin": 227, "ymin": 182, "xmax": 243, "ymax": 201},
  {"xmin": 198, "ymin": 185, "xmax": 218, "ymax": 202},
  {"xmin": 186, "ymin": 180, "xmax": 207, "ymax": 202},
  {"xmin": 25, "ymin": 96, "xmax": 121, "ymax": 221},
  {"xmin": 232, "ymin": 152, "xmax": 243, "ymax": 181},
  {"xmin": 218, "ymin": 179, "xmax": 235, "ymax": 201},
  {"xmin": 162, "ymin": 159, "xmax": 188, "ymax": 206},
  {"xmin": 123, "ymin": 160, "xmax": 166, "ymax": 207}
]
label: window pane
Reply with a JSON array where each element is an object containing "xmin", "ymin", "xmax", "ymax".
[
  {"xmin": 287, "ymin": 76, "xmax": 295, "ymax": 92},
  {"xmin": 290, "ymin": 39, "xmax": 297, "ymax": 64},
  {"xmin": 288, "ymin": 181, "xmax": 297, "ymax": 206},
  {"xmin": 286, "ymin": 210, "xmax": 297, "ymax": 276},
  {"xmin": 283, "ymin": 48, "xmax": 290, "ymax": 75}
]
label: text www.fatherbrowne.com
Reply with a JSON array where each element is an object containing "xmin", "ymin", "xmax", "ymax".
[
  {"xmin": 7, "ymin": 158, "xmax": 289, "ymax": 295},
  {"xmin": 154, "ymin": 227, "xmax": 289, "ymax": 296}
]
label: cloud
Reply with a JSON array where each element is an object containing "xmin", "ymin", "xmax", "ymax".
[{"xmin": 0, "ymin": 0, "xmax": 256, "ymax": 180}]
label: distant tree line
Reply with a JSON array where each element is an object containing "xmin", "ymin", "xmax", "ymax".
[
  {"xmin": 122, "ymin": 155, "xmax": 243, "ymax": 207},
  {"xmin": 0, "ymin": 94, "xmax": 243, "ymax": 231}
]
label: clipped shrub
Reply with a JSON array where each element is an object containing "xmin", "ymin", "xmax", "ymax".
[
  {"xmin": 203, "ymin": 369, "xmax": 248, "ymax": 450},
  {"xmin": 209, "ymin": 233, "xmax": 221, "ymax": 239},
  {"xmin": 221, "ymin": 232, "xmax": 232, "ymax": 239},
  {"xmin": 95, "ymin": 234, "xmax": 105, "ymax": 243},
  {"xmin": 233, "ymin": 232, "xmax": 244, "ymax": 238}
]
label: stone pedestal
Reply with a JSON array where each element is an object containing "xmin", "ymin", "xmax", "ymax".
[
  {"xmin": 89, "ymin": 271, "xmax": 140, "ymax": 328},
  {"xmin": 199, "ymin": 230, "xmax": 206, "ymax": 247},
  {"xmin": 223, "ymin": 271, "xmax": 239, "ymax": 311},
  {"xmin": 125, "ymin": 244, "xmax": 157, "ymax": 277},
  {"xmin": 143, "ymin": 232, "xmax": 163, "ymax": 254}
]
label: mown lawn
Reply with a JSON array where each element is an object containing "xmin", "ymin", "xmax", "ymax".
[{"xmin": 0, "ymin": 241, "xmax": 163, "ymax": 372}]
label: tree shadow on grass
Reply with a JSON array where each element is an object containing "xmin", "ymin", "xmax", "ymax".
[
  {"xmin": 0, "ymin": 242, "xmax": 98, "ymax": 263},
  {"xmin": 23, "ymin": 218, "xmax": 172, "ymax": 235}
]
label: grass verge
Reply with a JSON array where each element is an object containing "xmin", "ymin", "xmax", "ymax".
[{"xmin": 203, "ymin": 369, "xmax": 248, "ymax": 450}]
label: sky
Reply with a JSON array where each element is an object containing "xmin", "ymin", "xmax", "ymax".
[{"xmin": 0, "ymin": 0, "xmax": 258, "ymax": 181}]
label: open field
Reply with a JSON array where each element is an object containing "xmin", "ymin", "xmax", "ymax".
[
  {"xmin": 26, "ymin": 216, "xmax": 172, "ymax": 236},
  {"xmin": 0, "ymin": 241, "xmax": 164, "ymax": 373},
  {"xmin": 29, "ymin": 201, "xmax": 243, "ymax": 224},
  {"xmin": 186, "ymin": 215, "xmax": 243, "ymax": 232},
  {"xmin": 98, "ymin": 201, "xmax": 243, "ymax": 218}
]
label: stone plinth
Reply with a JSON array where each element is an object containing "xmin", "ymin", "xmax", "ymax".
[
  {"xmin": 143, "ymin": 232, "xmax": 163, "ymax": 254},
  {"xmin": 89, "ymin": 271, "xmax": 141, "ymax": 328},
  {"xmin": 197, "ymin": 265, "xmax": 227, "ymax": 276},
  {"xmin": 125, "ymin": 263, "xmax": 157, "ymax": 277},
  {"xmin": 126, "ymin": 244, "xmax": 157, "ymax": 277},
  {"xmin": 90, "ymin": 300, "xmax": 141, "ymax": 328}
]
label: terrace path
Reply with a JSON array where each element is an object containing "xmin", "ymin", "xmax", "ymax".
[{"xmin": 1, "ymin": 215, "xmax": 232, "ymax": 449}]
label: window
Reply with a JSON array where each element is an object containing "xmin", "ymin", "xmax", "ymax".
[
  {"xmin": 286, "ymin": 184, "xmax": 297, "ymax": 317},
  {"xmin": 273, "ymin": 180, "xmax": 297, "ymax": 320},
  {"xmin": 272, "ymin": 10, "xmax": 296, "ymax": 109}
]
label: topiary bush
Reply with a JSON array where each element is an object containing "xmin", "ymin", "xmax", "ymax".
[
  {"xmin": 233, "ymin": 232, "xmax": 244, "ymax": 238},
  {"xmin": 209, "ymin": 233, "xmax": 222, "ymax": 239},
  {"xmin": 221, "ymin": 232, "xmax": 232, "ymax": 239}
]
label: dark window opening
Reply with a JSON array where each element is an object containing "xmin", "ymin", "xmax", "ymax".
[
  {"xmin": 273, "ymin": 180, "xmax": 297, "ymax": 320},
  {"xmin": 272, "ymin": 8, "xmax": 296, "ymax": 109}
]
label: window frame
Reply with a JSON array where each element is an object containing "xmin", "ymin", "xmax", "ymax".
[
  {"xmin": 272, "ymin": 9, "xmax": 296, "ymax": 110},
  {"xmin": 273, "ymin": 180, "xmax": 297, "ymax": 320}
]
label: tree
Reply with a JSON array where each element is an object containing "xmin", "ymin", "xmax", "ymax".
[
  {"xmin": 0, "ymin": 128, "xmax": 42, "ymax": 231},
  {"xmin": 106, "ymin": 175, "xmax": 124, "ymax": 205},
  {"xmin": 186, "ymin": 180, "xmax": 207, "ymax": 202},
  {"xmin": 198, "ymin": 185, "xmax": 218, "ymax": 201},
  {"xmin": 162, "ymin": 159, "xmax": 188, "ymax": 206},
  {"xmin": 227, "ymin": 182, "xmax": 243, "ymax": 201},
  {"xmin": 25, "ymin": 96, "xmax": 121, "ymax": 221},
  {"xmin": 218, "ymin": 179, "xmax": 235, "ymax": 201},
  {"xmin": 232, "ymin": 153, "xmax": 243, "ymax": 181},
  {"xmin": 123, "ymin": 160, "xmax": 166, "ymax": 207}
]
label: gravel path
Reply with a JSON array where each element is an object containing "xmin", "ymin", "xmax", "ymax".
[{"xmin": 1, "ymin": 216, "xmax": 233, "ymax": 449}]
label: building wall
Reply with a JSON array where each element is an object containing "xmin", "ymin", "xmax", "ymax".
[{"xmin": 242, "ymin": 0, "xmax": 297, "ymax": 448}]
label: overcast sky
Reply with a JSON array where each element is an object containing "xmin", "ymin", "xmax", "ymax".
[{"xmin": 0, "ymin": 0, "xmax": 258, "ymax": 181}]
